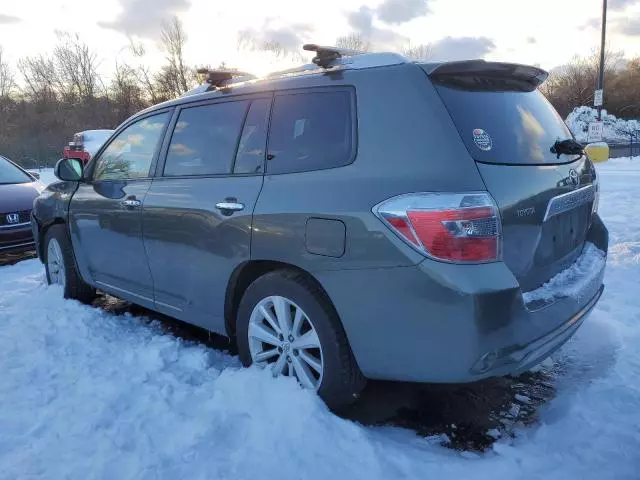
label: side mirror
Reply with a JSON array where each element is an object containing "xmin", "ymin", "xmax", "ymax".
[
  {"xmin": 584, "ymin": 142, "xmax": 609, "ymax": 163},
  {"xmin": 54, "ymin": 158, "xmax": 84, "ymax": 181},
  {"xmin": 28, "ymin": 171, "xmax": 41, "ymax": 180}
]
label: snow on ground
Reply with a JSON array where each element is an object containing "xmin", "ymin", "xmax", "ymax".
[{"xmin": 1, "ymin": 159, "xmax": 639, "ymax": 479}]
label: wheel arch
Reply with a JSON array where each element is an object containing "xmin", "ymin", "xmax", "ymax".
[
  {"xmin": 37, "ymin": 218, "xmax": 67, "ymax": 262},
  {"xmin": 224, "ymin": 260, "xmax": 339, "ymax": 338}
]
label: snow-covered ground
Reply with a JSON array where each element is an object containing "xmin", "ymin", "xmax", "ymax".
[{"xmin": 1, "ymin": 159, "xmax": 639, "ymax": 479}]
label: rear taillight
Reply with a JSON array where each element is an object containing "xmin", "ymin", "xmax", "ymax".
[{"xmin": 373, "ymin": 192, "xmax": 502, "ymax": 263}]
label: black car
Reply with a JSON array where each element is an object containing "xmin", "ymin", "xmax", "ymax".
[{"xmin": 0, "ymin": 155, "xmax": 43, "ymax": 254}]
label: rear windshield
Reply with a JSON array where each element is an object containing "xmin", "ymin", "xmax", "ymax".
[
  {"xmin": 434, "ymin": 86, "xmax": 575, "ymax": 165},
  {"xmin": 0, "ymin": 156, "xmax": 31, "ymax": 184}
]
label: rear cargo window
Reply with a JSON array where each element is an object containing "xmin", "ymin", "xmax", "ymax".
[
  {"xmin": 267, "ymin": 90, "xmax": 354, "ymax": 174},
  {"xmin": 434, "ymin": 86, "xmax": 575, "ymax": 165}
]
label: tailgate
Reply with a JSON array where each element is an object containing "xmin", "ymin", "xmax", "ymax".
[
  {"xmin": 424, "ymin": 60, "xmax": 597, "ymax": 290},
  {"xmin": 475, "ymin": 160, "xmax": 595, "ymax": 291}
]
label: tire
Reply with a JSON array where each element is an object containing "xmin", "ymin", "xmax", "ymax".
[
  {"xmin": 237, "ymin": 269, "xmax": 366, "ymax": 410},
  {"xmin": 44, "ymin": 224, "xmax": 96, "ymax": 303}
]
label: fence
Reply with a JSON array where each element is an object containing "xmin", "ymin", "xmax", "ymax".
[{"xmin": 614, "ymin": 129, "xmax": 640, "ymax": 158}]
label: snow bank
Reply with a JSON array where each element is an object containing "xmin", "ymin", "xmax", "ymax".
[
  {"xmin": 0, "ymin": 159, "xmax": 639, "ymax": 479},
  {"xmin": 565, "ymin": 106, "xmax": 639, "ymax": 143}
]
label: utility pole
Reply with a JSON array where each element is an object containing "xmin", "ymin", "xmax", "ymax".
[{"xmin": 597, "ymin": 0, "xmax": 607, "ymax": 121}]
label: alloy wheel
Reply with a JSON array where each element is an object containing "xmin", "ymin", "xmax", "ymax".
[
  {"xmin": 47, "ymin": 238, "xmax": 66, "ymax": 287},
  {"xmin": 248, "ymin": 295, "xmax": 324, "ymax": 390}
]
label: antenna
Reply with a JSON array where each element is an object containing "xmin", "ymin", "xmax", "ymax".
[{"xmin": 303, "ymin": 44, "xmax": 364, "ymax": 68}]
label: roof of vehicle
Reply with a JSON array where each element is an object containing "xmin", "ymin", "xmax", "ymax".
[
  {"xmin": 131, "ymin": 46, "xmax": 548, "ymax": 122},
  {"xmin": 133, "ymin": 48, "xmax": 411, "ymax": 119},
  {"xmin": 76, "ymin": 129, "xmax": 114, "ymax": 136}
]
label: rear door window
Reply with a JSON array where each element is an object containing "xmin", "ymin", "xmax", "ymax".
[
  {"xmin": 434, "ymin": 86, "xmax": 574, "ymax": 165},
  {"xmin": 234, "ymin": 99, "xmax": 271, "ymax": 174},
  {"xmin": 267, "ymin": 90, "xmax": 354, "ymax": 174},
  {"xmin": 164, "ymin": 101, "xmax": 248, "ymax": 176}
]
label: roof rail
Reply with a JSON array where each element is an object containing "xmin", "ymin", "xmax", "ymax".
[
  {"xmin": 303, "ymin": 44, "xmax": 364, "ymax": 68},
  {"xmin": 182, "ymin": 68, "xmax": 256, "ymax": 97},
  {"xmin": 266, "ymin": 46, "xmax": 407, "ymax": 79}
]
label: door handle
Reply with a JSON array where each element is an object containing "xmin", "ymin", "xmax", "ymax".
[
  {"xmin": 121, "ymin": 199, "xmax": 141, "ymax": 208},
  {"xmin": 215, "ymin": 201, "xmax": 245, "ymax": 212}
]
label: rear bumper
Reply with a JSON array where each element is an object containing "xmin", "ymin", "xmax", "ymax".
[
  {"xmin": 0, "ymin": 223, "xmax": 35, "ymax": 254},
  {"xmin": 315, "ymin": 215, "xmax": 608, "ymax": 383}
]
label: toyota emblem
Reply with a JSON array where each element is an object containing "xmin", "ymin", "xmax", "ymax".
[
  {"xmin": 568, "ymin": 169, "xmax": 580, "ymax": 186},
  {"xmin": 6, "ymin": 213, "xmax": 20, "ymax": 224}
]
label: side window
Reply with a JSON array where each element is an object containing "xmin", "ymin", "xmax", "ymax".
[
  {"xmin": 234, "ymin": 99, "xmax": 270, "ymax": 174},
  {"xmin": 267, "ymin": 90, "xmax": 354, "ymax": 174},
  {"xmin": 164, "ymin": 101, "xmax": 248, "ymax": 177},
  {"xmin": 93, "ymin": 113, "xmax": 169, "ymax": 181}
]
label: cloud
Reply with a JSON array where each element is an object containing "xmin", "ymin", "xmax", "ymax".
[
  {"xmin": 344, "ymin": 5, "xmax": 407, "ymax": 50},
  {"xmin": 376, "ymin": 0, "xmax": 430, "ymax": 24},
  {"xmin": 98, "ymin": 0, "xmax": 190, "ymax": 38},
  {"xmin": 580, "ymin": 17, "xmax": 601, "ymax": 30},
  {"xmin": 347, "ymin": 6, "xmax": 374, "ymax": 31},
  {"xmin": 238, "ymin": 21, "xmax": 314, "ymax": 56},
  {"xmin": 428, "ymin": 36, "xmax": 496, "ymax": 61},
  {"xmin": 526, "ymin": 36, "xmax": 537, "ymax": 44},
  {"xmin": 609, "ymin": 0, "xmax": 640, "ymax": 10},
  {"xmin": 0, "ymin": 14, "xmax": 21, "ymax": 24},
  {"xmin": 617, "ymin": 17, "xmax": 640, "ymax": 36}
]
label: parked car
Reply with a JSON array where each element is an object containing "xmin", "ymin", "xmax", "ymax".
[
  {"xmin": 0, "ymin": 155, "xmax": 43, "ymax": 254},
  {"xmin": 63, "ymin": 129, "xmax": 114, "ymax": 165},
  {"xmin": 32, "ymin": 46, "xmax": 608, "ymax": 409}
]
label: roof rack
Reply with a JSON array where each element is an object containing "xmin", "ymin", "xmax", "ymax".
[
  {"xmin": 303, "ymin": 44, "xmax": 364, "ymax": 68},
  {"xmin": 182, "ymin": 68, "xmax": 256, "ymax": 97}
]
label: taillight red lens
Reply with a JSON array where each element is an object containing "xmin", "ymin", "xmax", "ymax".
[
  {"xmin": 385, "ymin": 215, "xmax": 420, "ymax": 246},
  {"xmin": 375, "ymin": 193, "xmax": 501, "ymax": 263}
]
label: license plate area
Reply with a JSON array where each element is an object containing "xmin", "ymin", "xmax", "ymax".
[{"xmin": 536, "ymin": 203, "xmax": 591, "ymax": 266}]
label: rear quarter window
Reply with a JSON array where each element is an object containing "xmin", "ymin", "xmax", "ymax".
[
  {"xmin": 267, "ymin": 89, "xmax": 355, "ymax": 174},
  {"xmin": 435, "ymin": 87, "xmax": 574, "ymax": 165}
]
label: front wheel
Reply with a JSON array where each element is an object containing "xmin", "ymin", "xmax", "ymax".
[
  {"xmin": 237, "ymin": 270, "xmax": 366, "ymax": 410},
  {"xmin": 44, "ymin": 224, "xmax": 96, "ymax": 303}
]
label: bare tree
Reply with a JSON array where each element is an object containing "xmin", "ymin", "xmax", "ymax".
[
  {"xmin": 402, "ymin": 43, "xmax": 431, "ymax": 61},
  {"xmin": 160, "ymin": 15, "xmax": 191, "ymax": 96},
  {"xmin": 110, "ymin": 61, "xmax": 145, "ymax": 119},
  {"xmin": 335, "ymin": 33, "xmax": 371, "ymax": 52},
  {"xmin": 53, "ymin": 32, "xmax": 102, "ymax": 100},
  {"xmin": 0, "ymin": 46, "xmax": 15, "ymax": 98},
  {"xmin": 540, "ymin": 48, "xmax": 624, "ymax": 118},
  {"xmin": 18, "ymin": 54, "xmax": 60, "ymax": 101},
  {"xmin": 128, "ymin": 38, "xmax": 160, "ymax": 104}
]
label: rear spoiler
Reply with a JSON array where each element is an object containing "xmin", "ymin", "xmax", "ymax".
[{"xmin": 424, "ymin": 60, "xmax": 548, "ymax": 92}]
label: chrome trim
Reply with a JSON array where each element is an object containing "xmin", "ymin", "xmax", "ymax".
[
  {"xmin": 0, "ymin": 221, "xmax": 31, "ymax": 230},
  {"xmin": 0, "ymin": 241, "xmax": 35, "ymax": 251},
  {"xmin": 121, "ymin": 199, "xmax": 141, "ymax": 208},
  {"xmin": 155, "ymin": 300, "xmax": 182, "ymax": 312},
  {"xmin": 95, "ymin": 280, "xmax": 153, "ymax": 303},
  {"xmin": 543, "ymin": 185, "xmax": 595, "ymax": 222},
  {"xmin": 215, "ymin": 202, "xmax": 245, "ymax": 212}
]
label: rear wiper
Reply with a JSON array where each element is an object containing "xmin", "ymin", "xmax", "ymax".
[{"xmin": 550, "ymin": 138, "xmax": 584, "ymax": 159}]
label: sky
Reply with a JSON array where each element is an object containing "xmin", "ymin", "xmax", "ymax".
[{"xmin": 0, "ymin": 0, "xmax": 639, "ymax": 78}]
